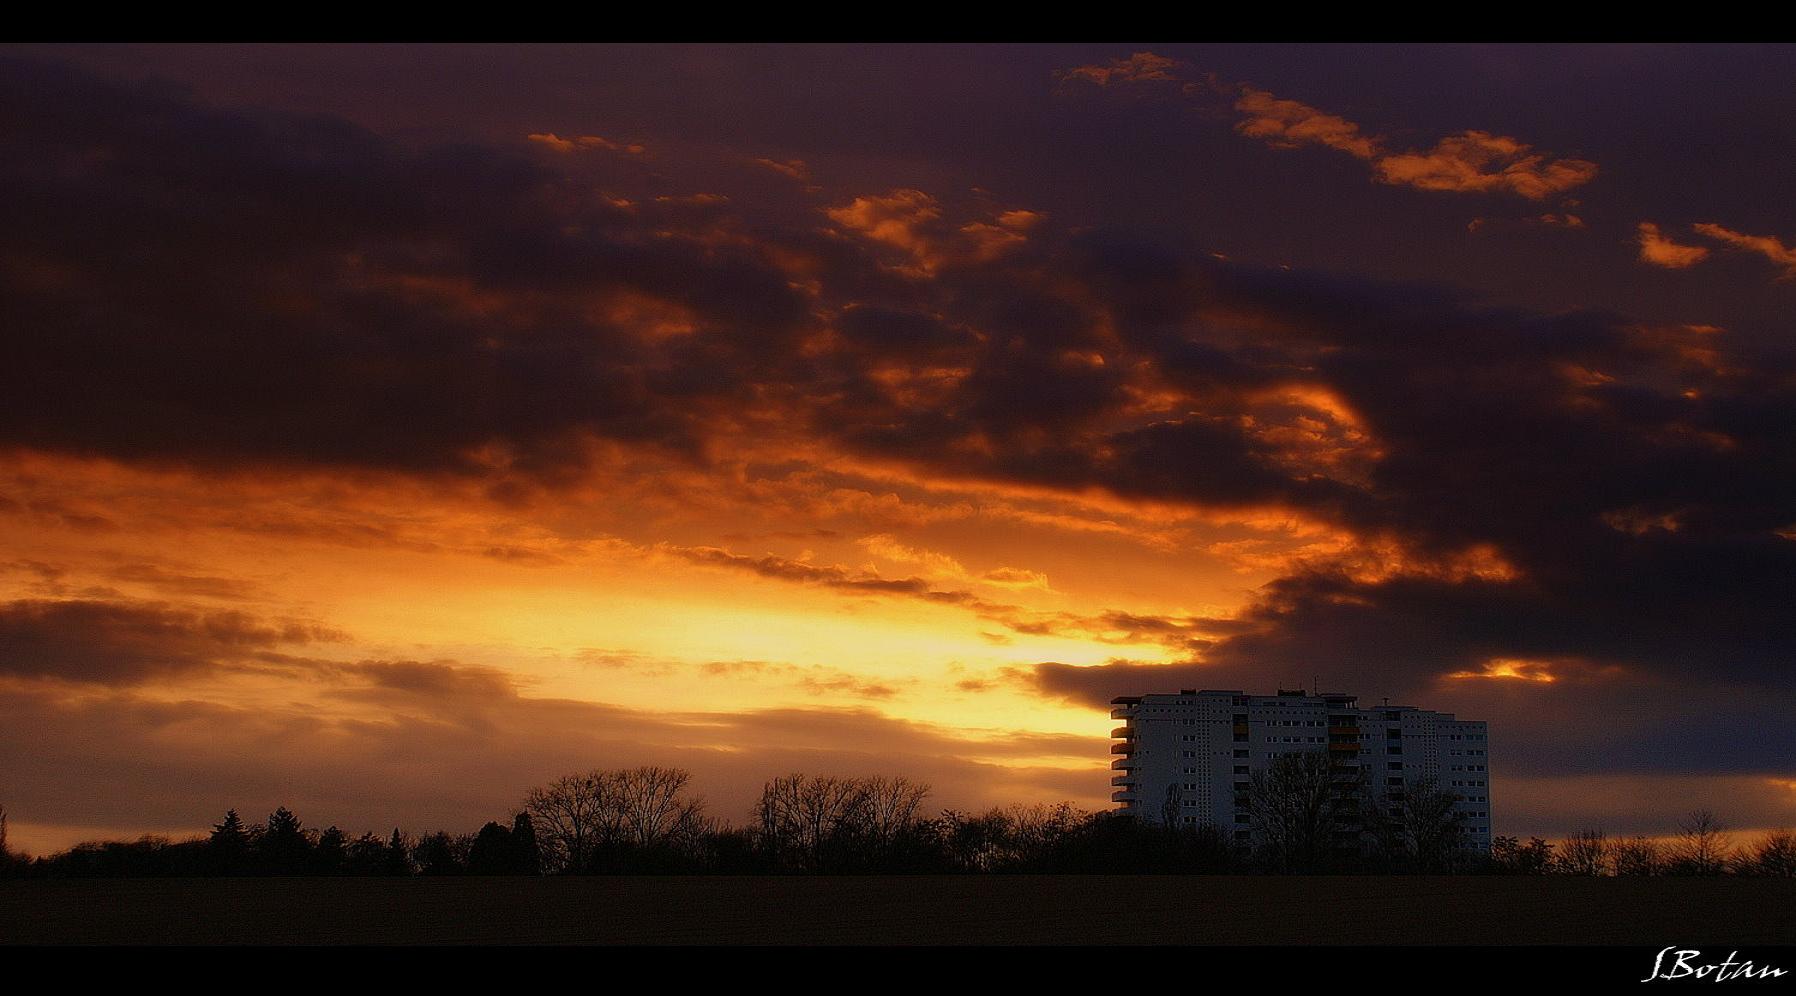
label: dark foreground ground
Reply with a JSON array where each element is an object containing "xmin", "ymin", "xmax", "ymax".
[{"xmin": 2, "ymin": 875, "xmax": 1793, "ymax": 945}]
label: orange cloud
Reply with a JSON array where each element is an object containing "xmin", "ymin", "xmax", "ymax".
[
  {"xmin": 1602, "ymin": 506, "xmax": 1684, "ymax": 536},
  {"xmin": 1693, "ymin": 222, "xmax": 1796, "ymax": 277},
  {"xmin": 1447, "ymin": 657, "xmax": 1560, "ymax": 683},
  {"xmin": 1637, "ymin": 222, "xmax": 1711, "ymax": 269},
  {"xmin": 1373, "ymin": 131, "xmax": 1597, "ymax": 201},
  {"xmin": 828, "ymin": 191, "xmax": 1041, "ymax": 271},
  {"xmin": 527, "ymin": 132, "xmax": 644, "ymax": 155},
  {"xmin": 827, "ymin": 188, "xmax": 942, "ymax": 258},
  {"xmin": 979, "ymin": 567, "xmax": 1053, "ymax": 591},
  {"xmin": 1232, "ymin": 88, "xmax": 1596, "ymax": 201},
  {"xmin": 1057, "ymin": 52, "xmax": 1181, "ymax": 87},
  {"xmin": 1234, "ymin": 88, "xmax": 1378, "ymax": 159},
  {"xmin": 858, "ymin": 532, "xmax": 969, "ymax": 581},
  {"xmin": 959, "ymin": 210, "xmax": 1044, "ymax": 262}
]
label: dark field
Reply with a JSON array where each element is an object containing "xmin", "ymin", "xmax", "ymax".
[{"xmin": 2, "ymin": 875, "xmax": 1794, "ymax": 945}]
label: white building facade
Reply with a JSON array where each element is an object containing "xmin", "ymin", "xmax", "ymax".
[{"xmin": 1110, "ymin": 688, "xmax": 1491, "ymax": 854}]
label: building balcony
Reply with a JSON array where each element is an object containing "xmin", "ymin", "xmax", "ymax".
[
  {"xmin": 1111, "ymin": 757, "xmax": 1137, "ymax": 770},
  {"xmin": 1111, "ymin": 742, "xmax": 1135, "ymax": 754},
  {"xmin": 1111, "ymin": 775, "xmax": 1137, "ymax": 787},
  {"xmin": 1111, "ymin": 790, "xmax": 1138, "ymax": 803},
  {"xmin": 1110, "ymin": 727, "xmax": 1135, "ymax": 739},
  {"xmin": 1328, "ymin": 726, "xmax": 1359, "ymax": 735},
  {"xmin": 1110, "ymin": 707, "xmax": 1136, "ymax": 720},
  {"xmin": 1328, "ymin": 741, "xmax": 1359, "ymax": 751}
]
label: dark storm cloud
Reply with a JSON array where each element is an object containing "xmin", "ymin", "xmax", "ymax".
[
  {"xmin": 0, "ymin": 56, "xmax": 803, "ymax": 479},
  {"xmin": 1003, "ymin": 253, "xmax": 1796, "ymax": 700},
  {"xmin": 834, "ymin": 304, "xmax": 973, "ymax": 358},
  {"xmin": 876, "ymin": 238, "xmax": 1796, "ymax": 723},
  {"xmin": 0, "ymin": 598, "xmax": 341, "ymax": 684},
  {"xmin": 6, "ymin": 53, "xmax": 1796, "ymax": 776},
  {"xmin": 343, "ymin": 659, "xmax": 521, "ymax": 701}
]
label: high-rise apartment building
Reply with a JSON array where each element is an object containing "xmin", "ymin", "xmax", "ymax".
[{"xmin": 1110, "ymin": 688, "xmax": 1491, "ymax": 854}]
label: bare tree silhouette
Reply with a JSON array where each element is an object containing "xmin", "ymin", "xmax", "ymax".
[
  {"xmin": 861, "ymin": 776, "xmax": 930, "ymax": 846},
  {"xmin": 748, "ymin": 773, "xmax": 933, "ymax": 872},
  {"xmin": 1668, "ymin": 810, "xmax": 1734, "ymax": 875},
  {"xmin": 1612, "ymin": 834, "xmax": 1663, "ymax": 876},
  {"xmin": 1490, "ymin": 835, "xmax": 1555, "ymax": 874},
  {"xmin": 524, "ymin": 771, "xmax": 606, "ymax": 873},
  {"xmin": 754, "ymin": 773, "xmax": 869, "ymax": 872},
  {"xmin": 1160, "ymin": 782, "xmax": 1184, "ymax": 828},
  {"xmin": 1248, "ymin": 751, "xmax": 1341, "ymax": 873},
  {"xmin": 1392, "ymin": 778, "xmax": 1471, "ymax": 873},
  {"xmin": 525, "ymin": 767, "xmax": 706, "ymax": 873},
  {"xmin": 1556, "ymin": 828, "xmax": 1610, "ymax": 876},
  {"xmin": 612, "ymin": 766, "xmax": 708, "ymax": 851},
  {"xmin": 1743, "ymin": 829, "xmax": 1796, "ymax": 877},
  {"xmin": 933, "ymin": 807, "xmax": 1008, "ymax": 872}
]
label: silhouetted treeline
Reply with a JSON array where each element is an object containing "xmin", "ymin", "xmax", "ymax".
[
  {"xmin": 0, "ymin": 805, "xmax": 541, "ymax": 879},
  {"xmin": 1488, "ymin": 810, "xmax": 1796, "ymax": 877},
  {"xmin": 4, "ymin": 770, "xmax": 1792, "ymax": 878}
]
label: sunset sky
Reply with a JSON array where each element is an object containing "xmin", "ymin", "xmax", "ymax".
[{"xmin": 3, "ymin": 44, "xmax": 1795, "ymax": 854}]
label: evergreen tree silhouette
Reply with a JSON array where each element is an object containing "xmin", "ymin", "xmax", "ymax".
[
  {"xmin": 417, "ymin": 831, "xmax": 463, "ymax": 875},
  {"xmin": 383, "ymin": 828, "xmax": 413, "ymax": 876},
  {"xmin": 467, "ymin": 821, "xmax": 513, "ymax": 875},
  {"xmin": 512, "ymin": 811, "xmax": 540, "ymax": 875},
  {"xmin": 259, "ymin": 806, "xmax": 311, "ymax": 875},
  {"xmin": 315, "ymin": 825, "xmax": 347, "ymax": 875},
  {"xmin": 344, "ymin": 832, "xmax": 388, "ymax": 875},
  {"xmin": 0, "ymin": 803, "xmax": 15, "ymax": 876},
  {"xmin": 209, "ymin": 809, "xmax": 249, "ymax": 875}
]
